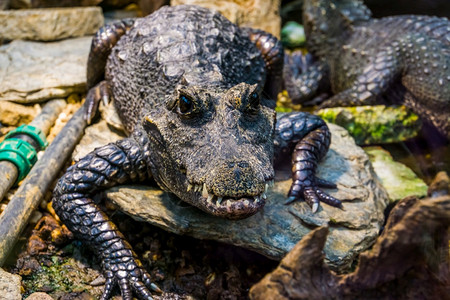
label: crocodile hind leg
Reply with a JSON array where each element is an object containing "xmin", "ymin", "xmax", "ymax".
[
  {"xmin": 52, "ymin": 131, "xmax": 161, "ymax": 299},
  {"xmin": 283, "ymin": 51, "xmax": 331, "ymax": 104},
  {"xmin": 274, "ymin": 112, "xmax": 342, "ymax": 212},
  {"xmin": 84, "ymin": 19, "xmax": 135, "ymax": 124},
  {"xmin": 319, "ymin": 41, "xmax": 402, "ymax": 109},
  {"xmin": 242, "ymin": 27, "xmax": 284, "ymax": 101}
]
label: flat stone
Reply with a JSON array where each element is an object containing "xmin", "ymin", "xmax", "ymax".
[
  {"xmin": 0, "ymin": 7, "xmax": 103, "ymax": 41},
  {"xmin": 316, "ymin": 105, "xmax": 422, "ymax": 145},
  {"xmin": 0, "ymin": 101, "xmax": 39, "ymax": 126},
  {"xmin": 75, "ymin": 120, "xmax": 388, "ymax": 272},
  {"xmin": 9, "ymin": 0, "xmax": 102, "ymax": 9},
  {"xmin": 172, "ymin": 0, "xmax": 281, "ymax": 38},
  {"xmin": 365, "ymin": 146, "xmax": 428, "ymax": 202},
  {"xmin": 25, "ymin": 292, "xmax": 54, "ymax": 300},
  {"xmin": 0, "ymin": 37, "xmax": 91, "ymax": 103},
  {"xmin": 0, "ymin": 268, "xmax": 21, "ymax": 300}
]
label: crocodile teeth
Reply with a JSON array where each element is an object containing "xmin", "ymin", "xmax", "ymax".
[
  {"xmin": 196, "ymin": 184, "xmax": 202, "ymax": 192},
  {"xmin": 226, "ymin": 200, "xmax": 232, "ymax": 207},
  {"xmin": 207, "ymin": 194, "xmax": 214, "ymax": 204},
  {"xmin": 264, "ymin": 184, "xmax": 269, "ymax": 193},
  {"xmin": 187, "ymin": 184, "xmax": 193, "ymax": 192},
  {"xmin": 202, "ymin": 183, "xmax": 208, "ymax": 198},
  {"xmin": 217, "ymin": 197, "xmax": 223, "ymax": 205},
  {"xmin": 254, "ymin": 196, "xmax": 260, "ymax": 203}
]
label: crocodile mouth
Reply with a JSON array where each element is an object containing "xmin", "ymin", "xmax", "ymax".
[{"xmin": 186, "ymin": 180, "xmax": 274, "ymax": 219}]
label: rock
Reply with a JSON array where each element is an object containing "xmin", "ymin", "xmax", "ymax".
[
  {"xmin": 281, "ymin": 21, "xmax": 305, "ymax": 48},
  {"xmin": 0, "ymin": 101, "xmax": 39, "ymax": 126},
  {"xmin": 9, "ymin": 0, "xmax": 102, "ymax": 9},
  {"xmin": 73, "ymin": 119, "xmax": 126, "ymax": 161},
  {"xmin": 172, "ymin": 0, "xmax": 281, "ymax": 38},
  {"xmin": 0, "ymin": 37, "xmax": 91, "ymax": 103},
  {"xmin": 99, "ymin": 100, "xmax": 126, "ymax": 132},
  {"xmin": 316, "ymin": 105, "xmax": 422, "ymax": 145},
  {"xmin": 73, "ymin": 120, "xmax": 388, "ymax": 271},
  {"xmin": 249, "ymin": 195, "xmax": 450, "ymax": 299},
  {"xmin": 25, "ymin": 292, "xmax": 54, "ymax": 300},
  {"xmin": 0, "ymin": 268, "xmax": 21, "ymax": 300},
  {"xmin": 0, "ymin": 7, "xmax": 103, "ymax": 41},
  {"xmin": 365, "ymin": 146, "xmax": 428, "ymax": 203}
]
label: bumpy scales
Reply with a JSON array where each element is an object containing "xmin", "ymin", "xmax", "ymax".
[
  {"xmin": 285, "ymin": 0, "xmax": 450, "ymax": 139},
  {"xmin": 53, "ymin": 5, "xmax": 340, "ymax": 299}
]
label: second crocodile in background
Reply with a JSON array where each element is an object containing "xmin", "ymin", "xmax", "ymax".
[
  {"xmin": 284, "ymin": 0, "xmax": 450, "ymax": 139},
  {"xmin": 52, "ymin": 5, "xmax": 342, "ymax": 299}
]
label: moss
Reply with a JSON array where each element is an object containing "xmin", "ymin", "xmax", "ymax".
[
  {"xmin": 316, "ymin": 105, "xmax": 421, "ymax": 145},
  {"xmin": 21, "ymin": 245, "xmax": 103, "ymax": 298}
]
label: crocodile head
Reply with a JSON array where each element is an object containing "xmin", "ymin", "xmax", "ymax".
[
  {"xmin": 303, "ymin": 0, "xmax": 372, "ymax": 56},
  {"xmin": 142, "ymin": 82, "xmax": 276, "ymax": 219}
]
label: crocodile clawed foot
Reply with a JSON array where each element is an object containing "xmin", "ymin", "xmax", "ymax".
[
  {"xmin": 100, "ymin": 250, "xmax": 161, "ymax": 300},
  {"xmin": 285, "ymin": 177, "xmax": 342, "ymax": 212}
]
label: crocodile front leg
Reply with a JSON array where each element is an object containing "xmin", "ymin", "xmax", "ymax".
[
  {"xmin": 85, "ymin": 19, "xmax": 135, "ymax": 124},
  {"xmin": 52, "ymin": 131, "xmax": 161, "ymax": 299},
  {"xmin": 274, "ymin": 112, "xmax": 342, "ymax": 212}
]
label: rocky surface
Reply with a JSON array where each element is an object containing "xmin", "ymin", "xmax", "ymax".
[
  {"xmin": 0, "ymin": 7, "xmax": 103, "ymax": 41},
  {"xmin": 365, "ymin": 146, "xmax": 428, "ymax": 203},
  {"xmin": 74, "ymin": 119, "xmax": 388, "ymax": 271},
  {"xmin": 0, "ymin": 268, "xmax": 21, "ymax": 300},
  {"xmin": 0, "ymin": 37, "xmax": 91, "ymax": 103},
  {"xmin": 172, "ymin": 0, "xmax": 281, "ymax": 38},
  {"xmin": 0, "ymin": 101, "xmax": 39, "ymax": 126},
  {"xmin": 316, "ymin": 105, "xmax": 422, "ymax": 145},
  {"xmin": 25, "ymin": 292, "xmax": 54, "ymax": 300},
  {"xmin": 249, "ymin": 193, "xmax": 450, "ymax": 299},
  {"xmin": 8, "ymin": 0, "xmax": 102, "ymax": 9},
  {"xmin": 73, "ymin": 119, "xmax": 126, "ymax": 160}
]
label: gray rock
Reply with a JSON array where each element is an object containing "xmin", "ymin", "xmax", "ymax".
[
  {"xmin": 172, "ymin": 0, "xmax": 281, "ymax": 38},
  {"xmin": 0, "ymin": 7, "xmax": 103, "ymax": 41},
  {"xmin": 9, "ymin": 0, "xmax": 102, "ymax": 9},
  {"xmin": 0, "ymin": 268, "xmax": 21, "ymax": 300},
  {"xmin": 25, "ymin": 292, "xmax": 54, "ymax": 300},
  {"xmin": 75, "ymin": 120, "xmax": 388, "ymax": 272},
  {"xmin": 365, "ymin": 146, "xmax": 428, "ymax": 203},
  {"xmin": 73, "ymin": 119, "xmax": 126, "ymax": 161},
  {"xmin": 0, "ymin": 37, "xmax": 91, "ymax": 103}
]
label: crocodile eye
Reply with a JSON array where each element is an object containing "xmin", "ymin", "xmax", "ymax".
[
  {"xmin": 178, "ymin": 94, "xmax": 193, "ymax": 114},
  {"xmin": 248, "ymin": 91, "xmax": 260, "ymax": 109}
]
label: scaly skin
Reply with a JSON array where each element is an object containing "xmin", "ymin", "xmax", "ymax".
[
  {"xmin": 285, "ymin": 0, "xmax": 450, "ymax": 139},
  {"xmin": 53, "ymin": 5, "xmax": 341, "ymax": 299}
]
